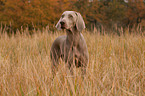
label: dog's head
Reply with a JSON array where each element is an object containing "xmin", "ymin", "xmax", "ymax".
[{"xmin": 56, "ymin": 11, "xmax": 85, "ymax": 32}]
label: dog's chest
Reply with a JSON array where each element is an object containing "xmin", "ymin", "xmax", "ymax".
[{"xmin": 61, "ymin": 43, "xmax": 80, "ymax": 58}]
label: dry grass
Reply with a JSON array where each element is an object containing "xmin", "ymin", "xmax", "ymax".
[{"xmin": 0, "ymin": 28, "xmax": 144, "ymax": 96}]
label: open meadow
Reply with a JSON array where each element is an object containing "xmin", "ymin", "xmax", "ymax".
[{"xmin": 0, "ymin": 28, "xmax": 144, "ymax": 96}]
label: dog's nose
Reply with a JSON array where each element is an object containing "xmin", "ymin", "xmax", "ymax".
[{"xmin": 60, "ymin": 21, "xmax": 65, "ymax": 25}]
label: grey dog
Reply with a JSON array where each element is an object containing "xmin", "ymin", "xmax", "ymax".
[{"xmin": 50, "ymin": 11, "xmax": 89, "ymax": 75}]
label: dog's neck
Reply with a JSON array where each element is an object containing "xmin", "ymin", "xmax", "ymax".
[{"xmin": 66, "ymin": 28, "xmax": 80, "ymax": 47}]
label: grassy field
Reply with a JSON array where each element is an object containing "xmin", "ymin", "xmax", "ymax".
[{"xmin": 0, "ymin": 28, "xmax": 144, "ymax": 96}]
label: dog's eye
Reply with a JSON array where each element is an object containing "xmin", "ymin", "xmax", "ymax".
[
  {"xmin": 61, "ymin": 15, "xmax": 65, "ymax": 18},
  {"xmin": 68, "ymin": 14, "xmax": 73, "ymax": 19}
]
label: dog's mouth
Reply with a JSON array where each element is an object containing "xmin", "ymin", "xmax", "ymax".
[
  {"xmin": 61, "ymin": 25, "xmax": 65, "ymax": 29},
  {"xmin": 60, "ymin": 23, "xmax": 71, "ymax": 30}
]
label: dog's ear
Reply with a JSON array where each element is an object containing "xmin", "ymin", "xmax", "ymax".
[
  {"xmin": 75, "ymin": 12, "xmax": 86, "ymax": 32},
  {"xmin": 55, "ymin": 17, "xmax": 62, "ymax": 30}
]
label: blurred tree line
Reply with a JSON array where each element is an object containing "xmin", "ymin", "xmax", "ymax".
[{"xmin": 0, "ymin": 0, "xmax": 145, "ymax": 33}]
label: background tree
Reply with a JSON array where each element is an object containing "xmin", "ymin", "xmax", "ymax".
[{"xmin": 127, "ymin": 0, "xmax": 145, "ymax": 28}]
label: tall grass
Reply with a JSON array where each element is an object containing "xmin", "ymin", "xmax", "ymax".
[{"xmin": 0, "ymin": 28, "xmax": 144, "ymax": 96}]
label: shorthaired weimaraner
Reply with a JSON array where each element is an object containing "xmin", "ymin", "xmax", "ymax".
[{"xmin": 50, "ymin": 11, "xmax": 89, "ymax": 75}]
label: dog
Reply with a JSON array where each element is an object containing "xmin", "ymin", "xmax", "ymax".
[{"xmin": 50, "ymin": 11, "xmax": 89, "ymax": 75}]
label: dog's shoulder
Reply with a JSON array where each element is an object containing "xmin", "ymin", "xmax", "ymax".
[
  {"xmin": 51, "ymin": 35, "xmax": 66, "ymax": 48},
  {"xmin": 54, "ymin": 35, "xmax": 66, "ymax": 42}
]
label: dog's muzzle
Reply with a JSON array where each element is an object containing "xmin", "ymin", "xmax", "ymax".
[{"xmin": 60, "ymin": 21, "xmax": 66, "ymax": 29}]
